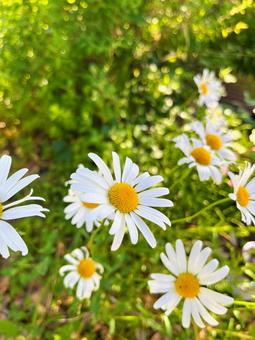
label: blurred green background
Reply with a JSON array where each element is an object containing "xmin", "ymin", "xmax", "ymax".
[{"xmin": 0, "ymin": 0, "xmax": 255, "ymax": 339}]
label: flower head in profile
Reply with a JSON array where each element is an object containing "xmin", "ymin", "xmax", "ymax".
[
  {"xmin": 194, "ymin": 69, "xmax": 224, "ymax": 108},
  {"xmin": 59, "ymin": 246, "xmax": 103, "ymax": 300},
  {"xmin": 148, "ymin": 240, "xmax": 233, "ymax": 328},
  {"xmin": 229, "ymin": 163, "xmax": 255, "ymax": 225},
  {"xmin": 0, "ymin": 155, "xmax": 48, "ymax": 259},
  {"xmin": 190, "ymin": 118, "xmax": 236, "ymax": 164},
  {"xmin": 173, "ymin": 134, "xmax": 223, "ymax": 184},
  {"xmin": 70, "ymin": 152, "xmax": 173, "ymax": 251},
  {"xmin": 64, "ymin": 165, "xmax": 108, "ymax": 232}
]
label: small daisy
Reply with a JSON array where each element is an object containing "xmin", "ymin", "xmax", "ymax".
[
  {"xmin": 190, "ymin": 118, "xmax": 236, "ymax": 163},
  {"xmin": 59, "ymin": 246, "xmax": 103, "ymax": 300},
  {"xmin": 194, "ymin": 69, "xmax": 224, "ymax": 108},
  {"xmin": 71, "ymin": 152, "xmax": 173, "ymax": 251},
  {"xmin": 229, "ymin": 163, "xmax": 255, "ymax": 225},
  {"xmin": 173, "ymin": 134, "xmax": 223, "ymax": 184},
  {"xmin": 148, "ymin": 240, "xmax": 233, "ymax": 328},
  {"xmin": 64, "ymin": 189, "xmax": 104, "ymax": 232},
  {"xmin": 0, "ymin": 155, "xmax": 48, "ymax": 258}
]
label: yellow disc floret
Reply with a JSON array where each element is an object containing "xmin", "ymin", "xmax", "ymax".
[
  {"xmin": 0, "ymin": 203, "xmax": 3, "ymax": 218},
  {"xmin": 236, "ymin": 186, "xmax": 250, "ymax": 207},
  {"xmin": 77, "ymin": 258, "xmax": 96, "ymax": 278},
  {"xmin": 175, "ymin": 273, "xmax": 200, "ymax": 298},
  {"xmin": 191, "ymin": 147, "xmax": 211, "ymax": 165},
  {"xmin": 200, "ymin": 82, "xmax": 208, "ymax": 95},
  {"xmin": 206, "ymin": 133, "xmax": 222, "ymax": 151},
  {"xmin": 82, "ymin": 202, "xmax": 99, "ymax": 209},
  {"xmin": 108, "ymin": 182, "xmax": 138, "ymax": 213}
]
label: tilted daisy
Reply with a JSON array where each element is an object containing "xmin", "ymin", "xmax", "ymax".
[
  {"xmin": 194, "ymin": 69, "xmax": 224, "ymax": 108},
  {"xmin": 190, "ymin": 118, "xmax": 236, "ymax": 163},
  {"xmin": 59, "ymin": 246, "xmax": 103, "ymax": 300},
  {"xmin": 70, "ymin": 152, "xmax": 173, "ymax": 251},
  {"xmin": 228, "ymin": 163, "xmax": 255, "ymax": 225},
  {"xmin": 173, "ymin": 134, "xmax": 223, "ymax": 184},
  {"xmin": 148, "ymin": 240, "xmax": 233, "ymax": 328},
  {"xmin": 64, "ymin": 189, "xmax": 103, "ymax": 231},
  {"xmin": 0, "ymin": 155, "xmax": 48, "ymax": 258}
]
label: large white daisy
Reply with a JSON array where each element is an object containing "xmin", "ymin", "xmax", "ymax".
[
  {"xmin": 70, "ymin": 152, "xmax": 173, "ymax": 251},
  {"xmin": 0, "ymin": 155, "xmax": 48, "ymax": 258},
  {"xmin": 59, "ymin": 246, "xmax": 103, "ymax": 300},
  {"xmin": 229, "ymin": 163, "xmax": 255, "ymax": 225},
  {"xmin": 148, "ymin": 240, "xmax": 233, "ymax": 328},
  {"xmin": 173, "ymin": 134, "xmax": 223, "ymax": 184},
  {"xmin": 190, "ymin": 118, "xmax": 236, "ymax": 163},
  {"xmin": 194, "ymin": 69, "xmax": 224, "ymax": 108}
]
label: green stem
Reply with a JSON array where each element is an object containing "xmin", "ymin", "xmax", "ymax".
[
  {"xmin": 233, "ymin": 300, "xmax": 255, "ymax": 309},
  {"xmin": 171, "ymin": 197, "xmax": 231, "ymax": 225}
]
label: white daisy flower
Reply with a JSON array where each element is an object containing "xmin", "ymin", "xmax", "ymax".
[
  {"xmin": 173, "ymin": 134, "xmax": 223, "ymax": 184},
  {"xmin": 64, "ymin": 189, "xmax": 104, "ymax": 232},
  {"xmin": 0, "ymin": 155, "xmax": 48, "ymax": 258},
  {"xmin": 59, "ymin": 246, "xmax": 103, "ymax": 300},
  {"xmin": 70, "ymin": 152, "xmax": 173, "ymax": 251},
  {"xmin": 228, "ymin": 163, "xmax": 255, "ymax": 225},
  {"xmin": 190, "ymin": 118, "xmax": 236, "ymax": 163},
  {"xmin": 194, "ymin": 69, "xmax": 224, "ymax": 108},
  {"xmin": 148, "ymin": 240, "xmax": 233, "ymax": 328}
]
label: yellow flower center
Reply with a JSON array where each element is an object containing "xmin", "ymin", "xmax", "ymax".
[
  {"xmin": 108, "ymin": 182, "xmax": 138, "ymax": 213},
  {"xmin": 82, "ymin": 202, "xmax": 99, "ymax": 209},
  {"xmin": 236, "ymin": 186, "xmax": 250, "ymax": 207},
  {"xmin": 191, "ymin": 147, "xmax": 211, "ymax": 165},
  {"xmin": 206, "ymin": 133, "xmax": 222, "ymax": 151},
  {"xmin": 0, "ymin": 203, "xmax": 3, "ymax": 218},
  {"xmin": 200, "ymin": 82, "xmax": 208, "ymax": 95},
  {"xmin": 77, "ymin": 258, "xmax": 96, "ymax": 278},
  {"xmin": 175, "ymin": 273, "xmax": 200, "ymax": 298}
]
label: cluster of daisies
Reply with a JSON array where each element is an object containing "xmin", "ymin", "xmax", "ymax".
[{"xmin": 1, "ymin": 69, "xmax": 254, "ymax": 330}]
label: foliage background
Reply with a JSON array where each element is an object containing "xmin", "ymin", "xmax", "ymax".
[{"xmin": 0, "ymin": 0, "xmax": 255, "ymax": 338}]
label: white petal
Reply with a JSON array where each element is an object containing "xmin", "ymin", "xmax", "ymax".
[
  {"xmin": 125, "ymin": 213, "xmax": 138, "ymax": 244},
  {"xmin": 2, "ymin": 174, "xmax": 40, "ymax": 202},
  {"xmin": 188, "ymin": 240, "xmax": 203, "ymax": 273},
  {"xmin": 175, "ymin": 239, "xmax": 187, "ymax": 273},
  {"xmin": 112, "ymin": 152, "xmax": 121, "ymax": 182},
  {"xmin": 135, "ymin": 176, "xmax": 163, "ymax": 192},
  {"xmin": 192, "ymin": 247, "xmax": 211, "ymax": 275},
  {"xmin": 111, "ymin": 218, "xmax": 125, "ymax": 251},
  {"xmin": 191, "ymin": 299, "xmax": 205, "ymax": 328},
  {"xmin": 109, "ymin": 210, "xmax": 122, "ymax": 235},
  {"xmin": 0, "ymin": 155, "xmax": 12, "ymax": 185},
  {"xmin": 121, "ymin": 157, "xmax": 133, "ymax": 182},
  {"xmin": 200, "ymin": 266, "xmax": 229, "ymax": 285},
  {"xmin": 0, "ymin": 220, "xmax": 28, "ymax": 256},
  {"xmin": 138, "ymin": 187, "xmax": 169, "ymax": 199},
  {"xmin": 160, "ymin": 253, "xmax": 179, "ymax": 276},
  {"xmin": 195, "ymin": 297, "xmax": 219, "ymax": 326},
  {"xmin": 59, "ymin": 265, "xmax": 76, "ymax": 275},
  {"xmin": 64, "ymin": 271, "xmax": 80, "ymax": 288},
  {"xmin": 198, "ymin": 259, "xmax": 219, "ymax": 280},
  {"xmin": 139, "ymin": 197, "xmax": 173, "ymax": 207},
  {"xmin": 2, "ymin": 204, "xmax": 47, "ymax": 220},
  {"xmin": 88, "ymin": 153, "xmax": 113, "ymax": 185},
  {"xmin": 182, "ymin": 299, "xmax": 192, "ymax": 328},
  {"xmin": 130, "ymin": 212, "xmax": 156, "ymax": 248}
]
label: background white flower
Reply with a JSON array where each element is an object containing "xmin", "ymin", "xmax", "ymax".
[
  {"xmin": 229, "ymin": 163, "xmax": 255, "ymax": 225},
  {"xmin": 0, "ymin": 155, "xmax": 48, "ymax": 259},
  {"xmin": 71, "ymin": 152, "xmax": 173, "ymax": 251},
  {"xmin": 59, "ymin": 246, "xmax": 103, "ymax": 300},
  {"xmin": 64, "ymin": 189, "xmax": 104, "ymax": 232},
  {"xmin": 173, "ymin": 134, "xmax": 223, "ymax": 184},
  {"xmin": 190, "ymin": 118, "xmax": 236, "ymax": 163},
  {"xmin": 148, "ymin": 240, "xmax": 233, "ymax": 328},
  {"xmin": 194, "ymin": 69, "xmax": 224, "ymax": 108}
]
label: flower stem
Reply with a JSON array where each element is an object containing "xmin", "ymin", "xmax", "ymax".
[{"xmin": 171, "ymin": 197, "xmax": 231, "ymax": 225}]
